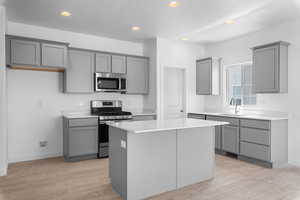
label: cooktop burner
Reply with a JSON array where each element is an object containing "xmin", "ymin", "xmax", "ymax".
[{"xmin": 91, "ymin": 100, "xmax": 132, "ymax": 120}]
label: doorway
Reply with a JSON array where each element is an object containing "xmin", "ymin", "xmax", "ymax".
[{"xmin": 163, "ymin": 67, "xmax": 186, "ymax": 119}]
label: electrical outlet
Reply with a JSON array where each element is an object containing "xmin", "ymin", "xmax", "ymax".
[{"xmin": 40, "ymin": 141, "xmax": 48, "ymax": 147}]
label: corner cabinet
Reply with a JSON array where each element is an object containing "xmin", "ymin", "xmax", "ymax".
[
  {"xmin": 126, "ymin": 56, "xmax": 149, "ymax": 94},
  {"xmin": 6, "ymin": 35, "xmax": 69, "ymax": 70},
  {"xmin": 64, "ymin": 49, "xmax": 95, "ymax": 93},
  {"xmin": 252, "ymin": 41, "xmax": 289, "ymax": 93},
  {"xmin": 196, "ymin": 57, "xmax": 220, "ymax": 95}
]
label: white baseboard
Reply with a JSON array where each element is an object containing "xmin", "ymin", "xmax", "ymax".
[
  {"xmin": 288, "ymin": 160, "xmax": 300, "ymax": 168},
  {"xmin": 8, "ymin": 152, "xmax": 62, "ymax": 164},
  {"xmin": 0, "ymin": 167, "xmax": 7, "ymax": 176}
]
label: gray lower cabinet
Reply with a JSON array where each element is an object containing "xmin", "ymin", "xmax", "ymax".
[
  {"xmin": 63, "ymin": 117, "xmax": 98, "ymax": 161},
  {"xmin": 6, "ymin": 36, "xmax": 69, "ymax": 69},
  {"xmin": 126, "ymin": 56, "xmax": 149, "ymax": 94},
  {"xmin": 41, "ymin": 43, "xmax": 68, "ymax": 68},
  {"xmin": 252, "ymin": 41, "xmax": 289, "ymax": 93},
  {"xmin": 112, "ymin": 55, "xmax": 126, "ymax": 74},
  {"xmin": 187, "ymin": 113, "xmax": 205, "ymax": 120},
  {"xmin": 95, "ymin": 53, "xmax": 111, "ymax": 73},
  {"xmin": 240, "ymin": 142, "xmax": 270, "ymax": 162},
  {"xmin": 188, "ymin": 113, "xmax": 288, "ymax": 168},
  {"xmin": 65, "ymin": 49, "xmax": 95, "ymax": 93},
  {"xmin": 222, "ymin": 125, "xmax": 239, "ymax": 154}
]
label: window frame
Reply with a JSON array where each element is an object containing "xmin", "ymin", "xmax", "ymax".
[{"xmin": 225, "ymin": 62, "xmax": 256, "ymax": 106}]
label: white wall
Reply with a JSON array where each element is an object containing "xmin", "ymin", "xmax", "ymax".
[
  {"xmin": 204, "ymin": 19, "xmax": 300, "ymax": 165},
  {"xmin": 0, "ymin": 6, "xmax": 7, "ymax": 176},
  {"xmin": 6, "ymin": 22, "xmax": 145, "ymax": 163},
  {"xmin": 156, "ymin": 38, "xmax": 206, "ymax": 120}
]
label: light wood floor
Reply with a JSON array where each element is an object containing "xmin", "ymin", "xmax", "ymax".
[{"xmin": 1, "ymin": 155, "xmax": 300, "ymax": 200}]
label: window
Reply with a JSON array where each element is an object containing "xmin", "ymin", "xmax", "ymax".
[{"xmin": 226, "ymin": 63, "xmax": 256, "ymax": 105}]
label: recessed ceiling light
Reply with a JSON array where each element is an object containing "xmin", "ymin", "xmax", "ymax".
[
  {"xmin": 131, "ymin": 26, "xmax": 141, "ymax": 31},
  {"xmin": 169, "ymin": 1, "xmax": 179, "ymax": 7},
  {"xmin": 181, "ymin": 37, "xmax": 189, "ymax": 41},
  {"xmin": 225, "ymin": 19, "xmax": 235, "ymax": 24},
  {"xmin": 60, "ymin": 11, "xmax": 72, "ymax": 17}
]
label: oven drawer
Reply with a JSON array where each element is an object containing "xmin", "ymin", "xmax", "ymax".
[{"xmin": 68, "ymin": 118, "xmax": 98, "ymax": 127}]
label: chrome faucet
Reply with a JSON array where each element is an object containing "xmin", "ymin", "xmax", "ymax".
[{"xmin": 230, "ymin": 98, "xmax": 242, "ymax": 114}]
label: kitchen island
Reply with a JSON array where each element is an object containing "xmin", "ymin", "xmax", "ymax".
[{"xmin": 108, "ymin": 118, "xmax": 228, "ymax": 200}]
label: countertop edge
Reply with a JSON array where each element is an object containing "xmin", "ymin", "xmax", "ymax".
[
  {"xmin": 188, "ymin": 112, "xmax": 288, "ymax": 121},
  {"xmin": 108, "ymin": 121, "xmax": 229, "ymax": 134}
]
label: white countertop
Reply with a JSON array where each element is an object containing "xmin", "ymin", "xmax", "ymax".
[
  {"xmin": 189, "ymin": 112, "xmax": 288, "ymax": 121},
  {"xmin": 63, "ymin": 114, "xmax": 98, "ymax": 119},
  {"xmin": 62, "ymin": 109, "xmax": 156, "ymax": 119},
  {"xmin": 62, "ymin": 111, "xmax": 98, "ymax": 119},
  {"xmin": 107, "ymin": 118, "xmax": 228, "ymax": 134}
]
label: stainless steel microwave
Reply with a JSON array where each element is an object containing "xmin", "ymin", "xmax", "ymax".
[{"xmin": 95, "ymin": 73, "xmax": 126, "ymax": 93}]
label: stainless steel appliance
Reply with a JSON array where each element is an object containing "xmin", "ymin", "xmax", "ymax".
[
  {"xmin": 91, "ymin": 100, "xmax": 132, "ymax": 158},
  {"xmin": 95, "ymin": 73, "xmax": 126, "ymax": 93}
]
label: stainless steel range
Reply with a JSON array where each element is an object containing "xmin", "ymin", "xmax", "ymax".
[{"xmin": 91, "ymin": 100, "xmax": 132, "ymax": 158}]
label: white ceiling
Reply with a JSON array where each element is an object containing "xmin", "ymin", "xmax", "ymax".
[{"xmin": 4, "ymin": 0, "xmax": 300, "ymax": 43}]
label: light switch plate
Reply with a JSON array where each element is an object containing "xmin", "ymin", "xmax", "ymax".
[{"xmin": 121, "ymin": 140, "xmax": 126, "ymax": 149}]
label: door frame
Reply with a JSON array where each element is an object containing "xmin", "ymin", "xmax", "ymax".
[{"xmin": 160, "ymin": 66, "xmax": 187, "ymax": 120}]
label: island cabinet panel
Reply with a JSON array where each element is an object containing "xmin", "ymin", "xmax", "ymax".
[
  {"xmin": 95, "ymin": 53, "xmax": 111, "ymax": 73},
  {"xmin": 252, "ymin": 41, "xmax": 289, "ymax": 93},
  {"xmin": 177, "ymin": 127, "xmax": 215, "ymax": 188},
  {"xmin": 126, "ymin": 56, "xmax": 149, "ymax": 94},
  {"xmin": 109, "ymin": 124, "xmax": 217, "ymax": 200},
  {"xmin": 41, "ymin": 43, "xmax": 68, "ymax": 68},
  {"xmin": 9, "ymin": 39, "xmax": 40, "ymax": 66},
  {"xmin": 126, "ymin": 130, "xmax": 177, "ymax": 200},
  {"xmin": 111, "ymin": 55, "xmax": 126, "ymax": 74},
  {"xmin": 206, "ymin": 116, "xmax": 222, "ymax": 150},
  {"xmin": 109, "ymin": 127, "xmax": 126, "ymax": 197},
  {"xmin": 65, "ymin": 49, "xmax": 95, "ymax": 93}
]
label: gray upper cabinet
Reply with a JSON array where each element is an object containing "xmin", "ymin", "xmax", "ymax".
[
  {"xmin": 41, "ymin": 43, "xmax": 68, "ymax": 68},
  {"xmin": 126, "ymin": 56, "xmax": 149, "ymax": 94},
  {"xmin": 196, "ymin": 57, "xmax": 220, "ymax": 95},
  {"xmin": 112, "ymin": 55, "xmax": 126, "ymax": 74},
  {"xmin": 6, "ymin": 36, "xmax": 69, "ymax": 70},
  {"xmin": 9, "ymin": 39, "xmax": 40, "ymax": 66},
  {"xmin": 65, "ymin": 49, "xmax": 95, "ymax": 93},
  {"xmin": 252, "ymin": 41, "xmax": 289, "ymax": 93},
  {"xmin": 95, "ymin": 53, "xmax": 111, "ymax": 73}
]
